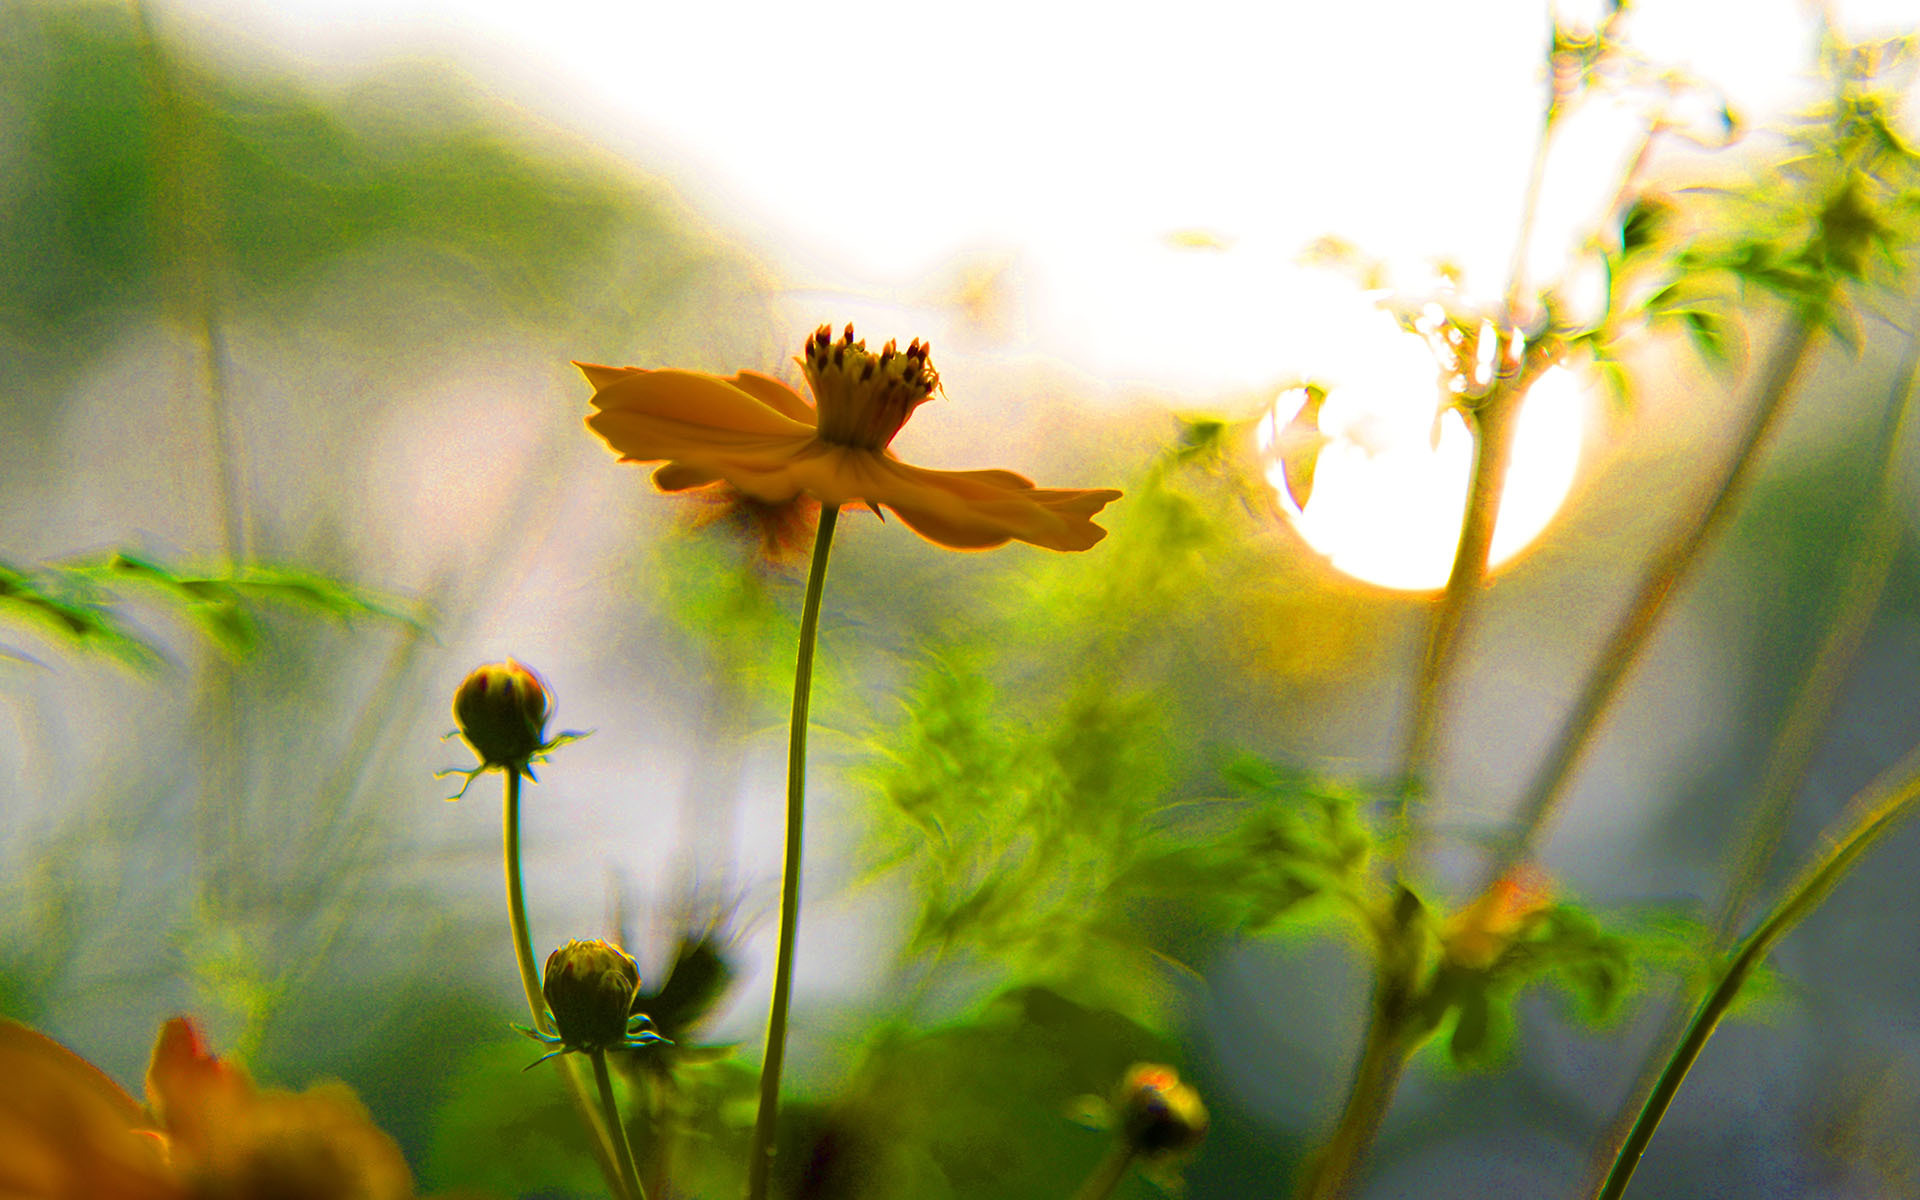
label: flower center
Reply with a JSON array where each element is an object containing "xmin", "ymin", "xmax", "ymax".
[{"xmin": 802, "ymin": 323, "xmax": 939, "ymax": 451}]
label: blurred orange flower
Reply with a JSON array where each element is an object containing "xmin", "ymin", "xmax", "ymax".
[
  {"xmin": 581, "ymin": 323, "xmax": 1122, "ymax": 552},
  {"xmin": 1442, "ymin": 868, "xmax": 1554, "ymax": 970},
  {"xmin": 0, "ymin": 1017, "xmax": 419, "ymax": 1200}
]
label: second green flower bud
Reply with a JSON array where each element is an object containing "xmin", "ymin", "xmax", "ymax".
[{"xmin": 543, "ymin": 939, "xmax": 642, "ymax": 1053}]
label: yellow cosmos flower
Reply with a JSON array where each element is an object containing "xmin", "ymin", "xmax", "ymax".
[
  {"xmin": 0, "ymin": 1017, "xmax": 419, "ymax": 1200},
  {"xmin": 580, "ymin": 323, "xmax": 1122, "ymax": 551}
]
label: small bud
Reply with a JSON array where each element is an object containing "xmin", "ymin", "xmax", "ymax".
[
  {"xmin": 543, "ymin": 939, "xmax": 642, "ymax": 1053},
  {"xmin": 1115, "ymin": 1063, "xmax": 1208, "ymax": 1159},
  {"xmin": 453, "ymin": 659, "xmax": 550, "ymax": 770}
]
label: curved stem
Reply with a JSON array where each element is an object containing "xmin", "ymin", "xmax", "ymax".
[
  {"xmin": 746, "ymin": 502, "xmax": 842, "ymax": 1200},
  {"xmin": 1071, "ymin": 1142, "xmax": 1138, "ymax": 1200},
  {"xmin": 1586, "ymin": 298, "xmax": 1920, "ymax": 1190},
  {"xmin": 1480, "ymin": 307, "xmax": 1823, "ymax": 892},
  {"xmin": 1593, "ymin": 743, "xmax": 1920, "ymax": 1200},
  {"xmin": 593, "ymin": 1049, "xmax": 650, "ymax": 1200},
  {"xmin": 503, "ymin": 770, "xmax": 633, "ymax": 1200}
]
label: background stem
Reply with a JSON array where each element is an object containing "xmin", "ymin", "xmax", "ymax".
[
  {"xmin": 1593, "ymin": 744, "xmax": 1920, "ymax": 1200},
  {"xmin": 1396, "ymin": 393, "xmax": 1520, "ymax": 849},
  {"xmin": 1293, "ymin": 997, "xmax": 1408, "ymax": 1200},
  {"xmin": 1584, "ymin": 291, "xmax": 1920, "ymax": 1191},
  {"xmin": 1480, "ymin": 306, "xmax": 1824, "ymax": 891},
  {"xmin": 746, "ymin": 502, "xmax": 842, "ymax": 1200}
]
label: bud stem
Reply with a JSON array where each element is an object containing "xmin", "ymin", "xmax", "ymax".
[
  {"xmin": 1070, "ymin": 1142, "xmax": 1138, "ymax": 1200},
  {"xmin": 503, "ymin": 769, "xmax": 635, "ymax": 1200},
  {"xmin": 593, "ymin": 1048, "xmax": 651, "ymax": 1200},
  {"xmin": 746, "ymin": 501, "xmax": 842, "ymax": 1200}
]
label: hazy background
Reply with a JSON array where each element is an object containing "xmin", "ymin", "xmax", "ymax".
[{"xmin": 5, "ymin": 1, "xmax": 1920, "ymax": 1197}]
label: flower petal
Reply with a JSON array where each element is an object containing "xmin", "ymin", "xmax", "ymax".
[
  {"xmin": 572, "ymin": 361, "xmax": 631, "ymax": 391},
  {"xmin": 727, "ymin": 369, "xmax": 816, "ymax": 424},
  {"xmin": 789, "ymin": 450, "xmax": 1122, "ymax": 551},
  {"xmin": 584, "ymin": 367, "xmax": 825, "ymax": 500},
  {"xmin": 652, "ymin": 463, "xmax": 725, "ymax": 492},
  {"xmin": 0, "ymin": 1020, "xmax": 176, "ymax": 1200},
  {"xmin": 583, "ymin": 367, "xmax": 816, "ymax": 437}
]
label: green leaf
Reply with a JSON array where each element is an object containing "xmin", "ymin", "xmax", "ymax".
[{"xmin": 0, "ymin": 560, "xmax": 159, "ymax": 667}]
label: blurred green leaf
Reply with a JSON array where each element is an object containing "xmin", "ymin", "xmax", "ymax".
[{"xmin": 0, "ymin": 558, "xmax": 159, "ymax": 667}]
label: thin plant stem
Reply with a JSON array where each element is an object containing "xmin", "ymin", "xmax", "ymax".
[
  {"xmin": 503, "ymin": 770, "xmax": 549, "ymax": 1032},
  {"xmin": 746, "ymin": 501, "xmax": 842, "ymax": 1200},
  {"xmin": 503, "ymin": 770, "xmax": 634, "ymax": 1200},
  {"xmin": 1479, "ymin": 305, "xmax": 1825, "ymax": 892},
  {"xmin": 1712, "ymin": 298, "xmax": 1920, "ymax": 941},
  {"xmin": 1071, "ymin": 1142, "xmax": 1139, "ymax": 1200},
  {"xmin": 1584, "ymin": 290, "xmax": 1920, "ymax": 1191},
  {"xmin": 592, "ymin": 1048, "xmax": 650, "ymax": 1200},
  {"xmin": 1593, "ymin": 742, "xmax": 1920, "ymax": 1200}
]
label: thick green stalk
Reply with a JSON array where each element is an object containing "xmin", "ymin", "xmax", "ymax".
[
  {"xmin": 1071, "ymin": 1142, "xmax": 1139, "ymax": 1200},
  {"xmin": 746, "ymin": 502, "xmax": 842, "ymax": 1200},
  {"xmin": 1481, "ymin": 307, "xmax": 1823, "ymax": 891},
  {"xmin": 1593, "ymin": 744, "xmax": 1920, "ymax": 1200},
  {"xmin": 503, "ymin": 771, "xmax": 633, "ymax": 1200},
  {"xmin": 592, "ymin": 1049, "xmax": 650, "ymax": 1200}
]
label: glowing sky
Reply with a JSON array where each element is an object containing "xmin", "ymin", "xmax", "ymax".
[{"xmin": 150, "ymin": 0, "xmax": 1920, "ymax": 586}]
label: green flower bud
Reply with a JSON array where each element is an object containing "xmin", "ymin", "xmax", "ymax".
[
  {"xmin": 1115, "ymin": 1063, "xmax": 1208, "ymax": 1159},
  {"xmin": 543, "ymin": 939, "xmax": 641, "ymax": 1052},
  {"xmin": 453, "ymin": 659, "xmax": 550, "ymax": 770}
]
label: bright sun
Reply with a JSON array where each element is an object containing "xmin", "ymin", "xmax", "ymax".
[{"xmin": 1254, "ymin": 308, "xmax": 1588, "ymax": 591}]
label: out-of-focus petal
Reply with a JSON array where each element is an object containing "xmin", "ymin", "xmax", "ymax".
[
  {"xmin": 0, "ymin": 1021, "xmax": 177, "ymax": 1200},
  {"xmin": 790, "ymin": 451, "xmax": 1122, "ymax": 551},
  {"xmin": 147, "ymin": 1019, "xmax": 416, "ymax": 1198},
  {"xmin": 200, "ymin": 1085, "xmax": 416, "ymax": 1200},
  {"xmin": 145, "ymin": 1019, "xmax": 249, "ymax": 1161},
  {"xmin": 583, "ymin": 367, "xmax": 815, "ymax": 437}
]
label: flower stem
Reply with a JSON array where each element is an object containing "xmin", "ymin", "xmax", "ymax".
[
  {"xmin": 503, "ymin": 770, "xmax": 634, "ymax": 1200},
  {"xmin": 746, "ymin": 501, "xmax": 842, "ymax": 1200},
  {"xmin": 503, "ymin": 770, "xmax": 548, "ymax": 1033},
  {"xmin": 1070, "ymin": 1142, "xmax": 1138, "ymax": 1200},
  {"xmin": 593, "ymin": 1049, "xmax": 650, "ymax": 1200},
  {"xmin": 1592, "ymin": 742, "xmax": 1920, "ymax": 1200},
  {"xmin": 1478, "ymin": 306, "xmax": 1822, "ymax": 892}
]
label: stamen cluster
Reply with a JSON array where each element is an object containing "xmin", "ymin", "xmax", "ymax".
[{"xmin": 801, "ymin": 322, "xmax": 939, "ymax": 451}]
